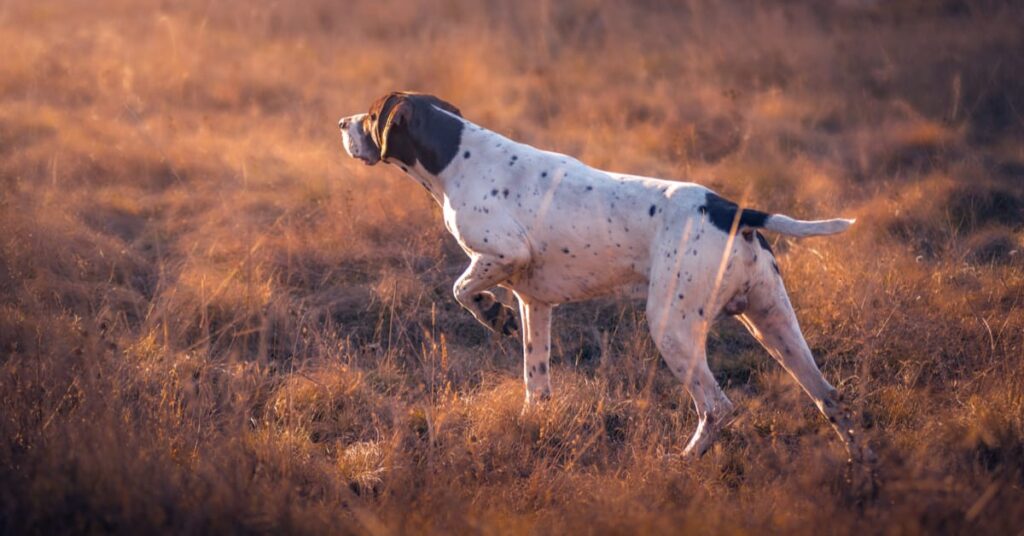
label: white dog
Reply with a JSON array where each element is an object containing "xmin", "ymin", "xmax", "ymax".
[{"xmin": 339, "ymin": 92, "xmax": 871, "ymax": 461}]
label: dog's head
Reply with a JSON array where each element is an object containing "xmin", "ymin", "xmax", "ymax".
[{"xmin": 338, "ymin": 92, "xmax": 463, "ymax": 174}]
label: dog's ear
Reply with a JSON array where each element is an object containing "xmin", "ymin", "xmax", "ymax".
[
  {"xmin": 379, "ymin": 97, "xmax": 415, "ymax": 164},
  {"xmin": 378, "ymin": 93, "xmax": 464, "ymax": 175}
]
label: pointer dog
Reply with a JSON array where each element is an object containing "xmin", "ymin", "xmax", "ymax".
[{"xmin": 339, "ymin": 92, "xmax": 871, "ymax": 461}]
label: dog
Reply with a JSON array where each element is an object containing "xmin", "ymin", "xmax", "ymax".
[{"xmin": 338, "ymin": 92, "xmax": 872, "ymax": 462}]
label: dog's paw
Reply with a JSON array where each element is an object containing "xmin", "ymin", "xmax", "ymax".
[
  {"xmin": 476, "ymin": 293, "xmax": 518, "ymax": 337},
  {"xmin": 499, "ymin": 310, "xmax": 519, "ymax": 336}
]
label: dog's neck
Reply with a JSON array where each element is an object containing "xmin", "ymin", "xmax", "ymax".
[
  {"xmin": 389, "ymin": 116, "xmax": 519, "ymax": 207},
  {"xmin": 392, "ymin": 160, "xmax": 447, "ymax": 205}
]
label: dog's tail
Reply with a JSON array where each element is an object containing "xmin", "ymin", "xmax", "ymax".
[
  {"xmin": 762, "ymin": 214, "xmax": 855, "ymax": 237},
  {"xmin": 701, "ymin": 192, "xmax": 854, "ymax": 238}
]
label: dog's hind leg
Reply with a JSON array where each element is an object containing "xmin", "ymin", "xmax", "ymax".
[
  {"xmin": 736, "ymin": 266, "xmax": 875, "ymax": 463},
  {"xmin": 646, "ymin": 283, "xmax": 734, "ymax": 457}
]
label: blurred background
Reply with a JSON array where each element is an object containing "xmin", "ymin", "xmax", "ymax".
[{"xmin": 1, "ymin": 0, "xmax": 1022, "ymax": 533}]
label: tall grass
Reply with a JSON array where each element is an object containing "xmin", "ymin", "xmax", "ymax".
[{"xmin": 1, "ymin": 0, "xmax": 1023, "ymax": 533}]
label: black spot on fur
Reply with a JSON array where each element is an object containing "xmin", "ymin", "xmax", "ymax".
[
  {"xmin": 756, "ymin": 232, "xmax": 774, "ymax": 254},
  {"xmin": 698, "ymin": 308, "xmax": 704, "ymax": 317},
  {"xmin": 724, "ymin": 295, "xmax": 748, "ymax": 316},
  {"xmin": 538, "ymin": 362, "xmax": 547, "ymax": 374},
  {"xmin": 586, "ymin": 186, "xmax": 593, "ymax": 191},
  {"xmin": 527, "ymin": 343, "xmax": 533, "ymax": 353},
  {"xmin": 541, "ymin": 171, "xmax": 547, "ymax": 178},
  {"xmin": 502, "ymin": 188, "xmax": 509, "ymax": 198},
  {"xmin": 491, "ymin": 189, "xmax": 498, "ymax": 196},
  {"xmin": 699, "ymin": 192, "xmax": 770, "ymax": 233},
  {"xmin": 463, "ymin": 151, "xmax": 471, "ymax": 159},
  {"xmin": 562, "ymin": 247, "xmax": 570, "ymax": 254},
  {"xmin": 649, "ymin": 205, "xmax": 657, "ymax": 217}
]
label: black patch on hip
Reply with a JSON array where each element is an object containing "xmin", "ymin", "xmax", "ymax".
[{"xmin": 698, "ymin": 191, "xmax": 770, "ymax": 233}]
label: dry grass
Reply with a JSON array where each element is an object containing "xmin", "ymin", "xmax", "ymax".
[{"xmin": 2, "ymin": 0, "xmax": 1023, "ymax": 533}]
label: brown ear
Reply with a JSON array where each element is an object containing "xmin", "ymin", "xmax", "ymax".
[{"xmin": 379, "ymin": 98, "xmax": 413, "ymax": 163}]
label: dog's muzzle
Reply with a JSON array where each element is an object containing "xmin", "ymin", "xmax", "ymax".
[{"xmin": 339, "ymin": 115, "xmax": 380, "ymax": 166}]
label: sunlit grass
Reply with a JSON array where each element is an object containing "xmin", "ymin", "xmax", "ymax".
[{"xmin": 1, "ymin": 0, "xmax": 1022, "ymax": 533}]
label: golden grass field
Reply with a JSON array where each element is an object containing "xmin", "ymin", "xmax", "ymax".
[{"xmin": 2, "ymin": 0, "xmax": 1023, "ymax": 533}]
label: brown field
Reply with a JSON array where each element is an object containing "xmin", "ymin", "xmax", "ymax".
[{"xmin": 2, "ymin": 0, "xmax": 1023, "ymax": 533}]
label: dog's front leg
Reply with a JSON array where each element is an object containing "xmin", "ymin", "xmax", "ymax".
[
  {"xmin": 516, "ymin": 297, "xmax": 552, "ymax": 404},
  {"xmin": 453, "ymin": 254, "xmax": 521, "ymax": 336}
]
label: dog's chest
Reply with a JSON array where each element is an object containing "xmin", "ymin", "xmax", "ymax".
[
  {"xmin": 439, "ymin": 190, "xmax": 508, "ymax": 255},
  {"xmin": 441, "ymin": 197, "xmax": 468, "ymax": 246}
]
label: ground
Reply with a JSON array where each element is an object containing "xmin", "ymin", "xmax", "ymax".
[{"xmin": 1, "ymin": 0, "xmax": 1023, "ymax": 534}]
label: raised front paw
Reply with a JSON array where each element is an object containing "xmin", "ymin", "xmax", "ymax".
[{"xmin": 473, "ymin": 292, "xmax": 519, "ymax": 336}]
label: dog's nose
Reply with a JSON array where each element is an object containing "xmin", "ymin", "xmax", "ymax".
[{"xmin": 339, "ymin": 117, "xmax": 350, "ymax": 130}]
